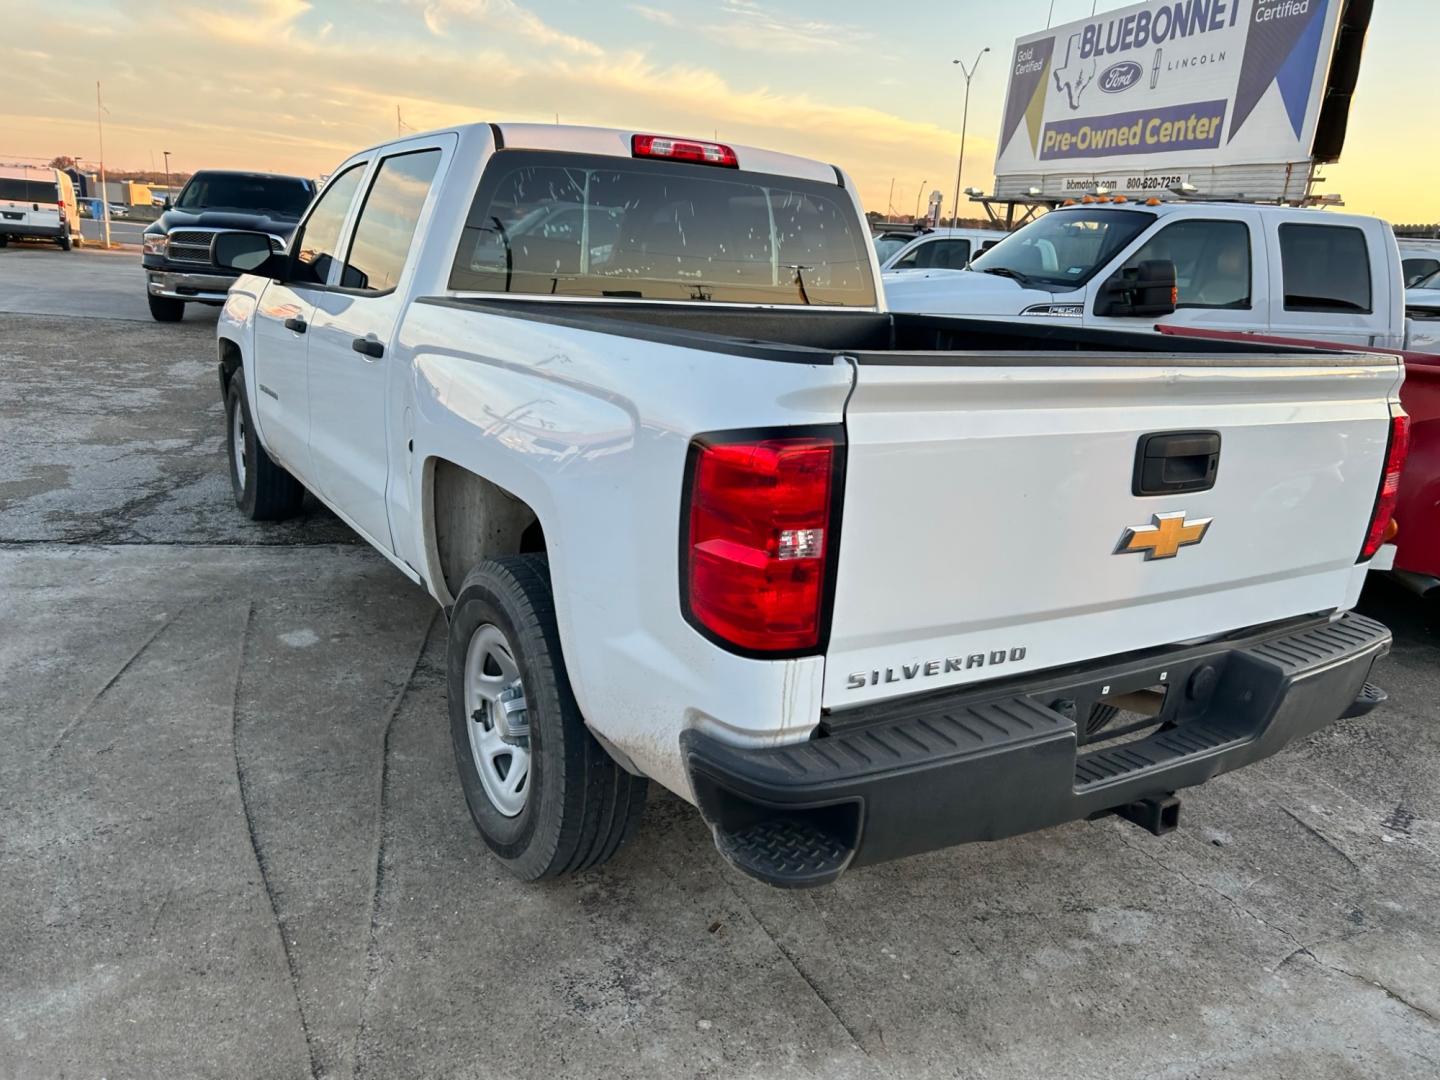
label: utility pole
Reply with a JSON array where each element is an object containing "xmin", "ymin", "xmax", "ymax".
[
  {"xmin": 887, "ymin": 177, "xmax": 895, "ymax": 218},
  {"xmin": 914, "ymin": 179, "xmax": 927, "ymax": 221},
  {"xmin": 162, "ymin": 150, "xmax": 171, "ymax": 198},
  {"xmin": 397, "ymin": 105, "xmax": 403, "ymax": 137},
  {"xmin": 96, "ymin": 81, "xmax": 111, "ymax": 248},
  {"xmin": 951, "ymin": 49, "xmax": 990, "ymax": 227}
]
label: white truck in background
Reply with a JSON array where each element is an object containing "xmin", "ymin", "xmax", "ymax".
[
  {"xmin": 884, "ymin": 200, "xmax": 1440, "ymax": 355},
  {"xmin": 211, "ymin": 123, "xmax": 1403, "ymax": 888}
]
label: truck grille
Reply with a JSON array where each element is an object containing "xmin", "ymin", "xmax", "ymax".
[{"xmin": 166, "ymin": 230, "xmax": 215, "ymax": 264}]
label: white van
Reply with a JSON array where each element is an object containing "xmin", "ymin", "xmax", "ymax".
[
  {"xmin": 884, "ymin": 200, "xmax": 1419, "ymax": 352},
  {"xmin": 0, "ymin": 166, "xmax": 81, "ymax": 250}
]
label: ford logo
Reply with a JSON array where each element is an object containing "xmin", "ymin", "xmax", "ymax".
[{"xmin": 1100, "ymin": 60, "xmax": 1143, "ymax": 94}]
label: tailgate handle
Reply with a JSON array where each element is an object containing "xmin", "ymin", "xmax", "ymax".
[{"xmin": 1133, "ymin": 431, "xmax": 1221, "ymax": 496}]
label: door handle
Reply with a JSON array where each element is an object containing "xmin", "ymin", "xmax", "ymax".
[
  {"xmin": 1133, "ymin": 430, "xmax": 1221, "ymax": 496},
  {"xmin": 351, "ymin": 335, "xmax": 385, "ymax": 359},
  {"xmin": 283, "ymin": 316, "xmax": 307, "ymax": 333}
]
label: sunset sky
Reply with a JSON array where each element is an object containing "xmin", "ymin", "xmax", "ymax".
[{"xmin": 4, "ymin": 0, "xmax": 1434, "ymax": 224}]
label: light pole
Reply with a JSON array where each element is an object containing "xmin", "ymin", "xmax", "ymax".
[
  {"xmin": 914, "ymin": 179, "xmax": 927, "ymax": 221},
  {"xmin": 163, "ymin": 150, "xmax": 171, "ymax": 198},
  {"xmin": 951, "ymin": 48, "xmax": 990, "ymax": 227}
]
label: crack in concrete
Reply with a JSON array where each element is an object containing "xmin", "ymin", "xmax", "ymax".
[
  {"xmin": 47, "ymin": 605, "xmax": 188, "ymax": 757},
  {"xmin": 351, "ymin": 611, "xmax": 441, "ymax": 1080},
  {"xmin": 1275, "ymin": 803, "xmax": 1363, "ymax": 874},
  {"xmin": 1117, "ymin": 828, "xmax": 1440, "ymax": 1030},
  {"xmin": 231, "ymin": 599, "xmax": 321, "ymax": 1080},
  {"xmin": 708, "ymin": 865, "xmax": 881, "ymax": 1065}
]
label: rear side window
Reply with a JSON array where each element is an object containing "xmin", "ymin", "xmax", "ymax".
[
  {"xmin": 894, "ymin": 238, "xmax": 971, "ymax": 270},
  {"xmin": 0, "ymin": 178, "xmax": 60, "ymax": 202},
  {"xmin": 1122, "ymin": 219, "xmax": 1251, "ymax": 309},
  {"xmin": 450, "ymin": 150, "xmax": 876, "ymax": 306},
  {"xmin": 290, "ymin": 164, "xmax": 365, "ymax": 286},
  {"xmin": 341, "ymin": 149, "xmax": 442, "ymax": 293},
  {"xmin": 1279, "ymin": 224, "xmax": 1372, "ymax": 313}
]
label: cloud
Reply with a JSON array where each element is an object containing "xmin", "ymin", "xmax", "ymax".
[
  {"xmin": 419, "ymin": 0, "xmax": 602, "ymax": 56},
  {"xmin": 700, "ymin": 0, "xmax": 870, "ymax": 55},
  {"xmin": 629, "ymin": 4, "xmax": 677, "ymax": 27}
]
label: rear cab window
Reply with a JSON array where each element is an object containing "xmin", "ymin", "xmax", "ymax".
[
  {"xmin": 1279, "ymin": 223, "xmax": 1372, "ymax": 313},
  {"xmin": 449, "ymin": 150, "xmax": 877, "ymax": 306}
]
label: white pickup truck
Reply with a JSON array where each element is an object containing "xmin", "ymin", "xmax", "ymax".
[
  {"xmin": 884, "ymin": 200, "xmax": 1440, "ymax": 356},
  {"xmin": 212, "ymin": 123, "xmax": 1404, "ymax": 888}
]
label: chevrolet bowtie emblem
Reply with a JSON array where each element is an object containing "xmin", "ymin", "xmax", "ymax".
[{"xmin": 1116, "ymin": 511, "xmax": 1213, "ymax": 560}]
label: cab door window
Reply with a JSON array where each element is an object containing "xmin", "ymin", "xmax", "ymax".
[
  {"xmin": 340, "ymin": 149, "xmax": 442, "ymax": 293},
  {"xmin": 289, "ymin": 164, "xmax": 365, "ymax": 286},
  {"xmin": 1120, "ymin": 219, "xmax": 1251, "ymax": 309}
]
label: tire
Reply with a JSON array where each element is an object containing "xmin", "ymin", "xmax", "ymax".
[
  {"xmin": 448, "ymin": 555, "xmax": 647, "ymax": 880},
  {"xmin": 148, "ymin": 294, "xmax": 185, "ymax": 322},
  {"xmin": 225, "ymin": 369, "xmax": 305, "ymax": 520},
  {"xmin": 56, "ymin": 231, "xmax": 71, "ymax": 251},
  {"xmin": 0, "ymin": 234, "xmax": 9, "ymax": 248}
]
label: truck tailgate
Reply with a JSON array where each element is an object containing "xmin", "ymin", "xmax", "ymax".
[{"xmin": 825, "ymin": 351, "xmax": 1401, "ymax": 708}]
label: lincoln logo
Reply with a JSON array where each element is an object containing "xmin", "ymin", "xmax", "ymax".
[
  {"xmin": 1100, "ymin": 60, "xmax": 1143, "ymax": 93},
  {"xmin": 1116, "ymin": 511, "xmax": 1213, "ymax": 560}
]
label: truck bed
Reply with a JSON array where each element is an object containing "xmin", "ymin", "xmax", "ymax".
[{"xmin": 417, "ymin": 296, "xmax": 1367, "ymax": 363}]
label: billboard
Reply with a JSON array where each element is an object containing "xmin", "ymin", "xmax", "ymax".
[{"xmin": 993, "ymin": 0, "xmax": 1366, "ymax": 202}]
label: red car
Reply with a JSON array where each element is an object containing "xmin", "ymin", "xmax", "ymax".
[{"xmin": 1394, "ymin": 354, "xmax": 1440, "ymax": 594}]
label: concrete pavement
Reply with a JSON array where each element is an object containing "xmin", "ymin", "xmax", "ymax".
[{"xmin": 3, "ymin": 248, "xmax": 1438, "ymax": 1080}]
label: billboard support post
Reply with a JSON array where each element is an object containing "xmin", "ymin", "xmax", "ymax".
[{"xmin": 951, "ymin": 48, "xmax": 989, "ymax": 226}]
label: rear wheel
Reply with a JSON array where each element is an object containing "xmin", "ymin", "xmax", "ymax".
[
  {"xmin": 148, "ymin": 294, "xmax": 185, "ymax": 322},
  {"xmin": 56, "ymin": 230, "xmax": 71, "ymax": 251},
  {"xmin": 448, "ymin": 556, "xmax": 647, "ymax": 880},
  {"xmin": 225, "ymin": 369, "xmax": 305, "ymax": 520},
  {"xmin": 0, "ymin": 234, "xmax": 9, "ymax": 248}
]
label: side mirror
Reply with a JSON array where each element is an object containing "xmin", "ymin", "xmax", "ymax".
[
  {"xmin": 213, "ymin": 230, "xmax": 281, "ymax": 276},
  {"xmin": 1096, "ymin": 259, "xmax": 1177, "ymax": 318}
]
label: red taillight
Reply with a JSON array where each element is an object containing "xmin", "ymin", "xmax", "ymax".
[
  {"xmin": 683, "ymin": 432, "xmax": 841, "ymax": 654},
  {"xmin": 1359, "ymin": 407, "xmax": 1410, "ymax": 562},
  {"xmin": 632, "ymin": 133, "xmax": 738, "ymax": 168}
]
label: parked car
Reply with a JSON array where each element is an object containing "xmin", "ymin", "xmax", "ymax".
[
  {"xmin": 212, "ymin": 123, "xmax": 1401, "ymax": 888},
  {"xmin": 881, "ymin": 227, "xmax": 1004, "ymax": 272},
  {"xmin": 1398, "ymin": 237, "xmax": 1440, "ymax": 288},
  {"xmin": 884, "ymin": 200, "xmax": 1424, "ymax": 352},
  {"xmin": 107, "ymin": 203, "xmax": 130, "ymax": 219},
  {"xmin": 141, "ymin": 169, "xmax": 316, "ymax": 322},
  {"xmin": 0, "ymin": 165, "xmax": 80, "ymax": 250}
]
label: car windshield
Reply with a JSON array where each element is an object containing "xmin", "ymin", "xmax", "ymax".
[
  {"xmin": 450, "ymin": 150, "xmax": 877, "ymax": 306},
  {"xmin": 970, "ymin": 209, "xmax": 1156, "ymax": 290},
  {"xmin": 873, "ymin": 234, "xmax": 911, "ymax": 263},
  {"xmin": 174, "ymin": 174, "xmax": 314, "ymax": 218}
]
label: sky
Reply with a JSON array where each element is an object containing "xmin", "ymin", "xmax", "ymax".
[{"xmin": 2, "ymin": 0, "xmax": 1435, "ymax": 223}]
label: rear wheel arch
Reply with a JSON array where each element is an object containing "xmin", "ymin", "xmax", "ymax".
[{"xmin": 425, "ymin": 458, "xmax": 546, "ymax": 606}]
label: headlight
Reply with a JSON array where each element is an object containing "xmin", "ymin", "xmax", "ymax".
[{"xmin": 143, "ymin": 233, "xmax": 167, "ymax": 256}]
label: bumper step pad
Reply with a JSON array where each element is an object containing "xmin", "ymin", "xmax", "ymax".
[{"xmin": 713, "ymin": 818, "xmax": 854, "ymax": 889}]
